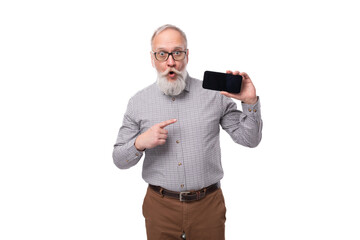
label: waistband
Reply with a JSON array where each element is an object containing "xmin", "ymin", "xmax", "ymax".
[{"xmin": 149, "ymin": 182, "xmax": 220, "ymax": 202}]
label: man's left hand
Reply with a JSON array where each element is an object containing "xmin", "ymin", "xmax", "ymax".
[{"xmin": 220, "ymin": 70, "xmax": 257, "ymax": 104}]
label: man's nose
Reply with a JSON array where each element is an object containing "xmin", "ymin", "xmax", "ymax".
[{"xmin": 166, "ymin": 55, "xmax": 176, "ymax": 67}]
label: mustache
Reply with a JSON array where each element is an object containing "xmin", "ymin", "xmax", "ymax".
[{"xmin": 160, "ymin": 68, "xmax": 182, "ymax": 77}]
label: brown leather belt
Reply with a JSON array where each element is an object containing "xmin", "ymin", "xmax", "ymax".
[{"xmin": 149, "ymin": 183, "xmax": 220, "ymax": 202}]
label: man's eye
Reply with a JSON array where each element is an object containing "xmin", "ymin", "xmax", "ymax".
[
  {"xmin": 158, "ymin": 52, "xmax": 166, "ymax": 56},
  {"xmin": 173, "ymin": 51, "xmax": 181, "ymax": 55}
]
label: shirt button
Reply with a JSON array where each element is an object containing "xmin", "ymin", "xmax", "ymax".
[
  {"xmin": 126, "ymin": 160, "xmax": 129, "ymax": 162},
  {"xmin": 176, "ymin": 140, "xmax": 180, "ymax": 144},
  {"xmin": 135, "ymin": 153, "xmax": 139, "ymax": 156},
  {"xmin": 254, "ymin": 109, "xmax": 257, "ymax": 113},
  {"xmin": 180, "ymin": 184, "xmax": 184, "ymax": 188},
  {"xmin": 248, "ymin": 108, "xmax": 252, "ymax": 112},
  {"xmin": 178, "ymin": 163, "xmax": 182, "ymax": 166},
  {"xmin": 172, "ymin": 97, "xmax": 176, "ymax": 101}
]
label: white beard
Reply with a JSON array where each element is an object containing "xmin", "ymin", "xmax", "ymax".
[{"xmin": 156, "ymin": 67, "xmax": 188, "ymax": 96}]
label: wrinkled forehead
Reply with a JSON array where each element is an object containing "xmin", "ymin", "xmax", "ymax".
[{"xmin": 152, "ymin": 29, "xmax": 186, "ymax": 51}]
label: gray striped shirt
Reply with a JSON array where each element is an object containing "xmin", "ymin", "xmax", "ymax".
[{"xmin": 113, "ymin": 74, "xmax": 262, "ymax": 192}]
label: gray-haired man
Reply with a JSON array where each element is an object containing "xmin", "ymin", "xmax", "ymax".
[{"xmin": 113, "ymin": 24, "xmax": 262, "ymax": 240}]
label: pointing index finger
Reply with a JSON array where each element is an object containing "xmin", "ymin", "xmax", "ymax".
[{"xmin": 158, "ymin": 119, "xmax": 177, "ymax": 128}]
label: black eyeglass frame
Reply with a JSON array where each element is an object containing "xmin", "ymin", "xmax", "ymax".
[{"xmin": 152, "ymin": 50, "xmax": 188, "ymax": 62}]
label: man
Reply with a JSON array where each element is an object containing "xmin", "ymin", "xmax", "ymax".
[{"xmin": 113, "ymin": 24, "xmax": 262, "ymax": 240}]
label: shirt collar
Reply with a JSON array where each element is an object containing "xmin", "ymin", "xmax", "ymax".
[{"xmin": 184, "ymin": 72, "xmax": 191, "ymax": 93}]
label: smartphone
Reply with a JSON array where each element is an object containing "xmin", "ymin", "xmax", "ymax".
[{"xmin": 202, "ymin": 71, "xmax": 242, "ymax": 93}]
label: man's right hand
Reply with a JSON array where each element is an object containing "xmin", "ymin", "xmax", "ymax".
[{"xmin": 134, "ymin": 119, "xmax": 177, "ymax": 151}]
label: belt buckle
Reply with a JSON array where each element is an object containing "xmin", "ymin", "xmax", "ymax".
[{"xmin": 179, "ymin": 191, "xmax": 190, "ymax": 202}]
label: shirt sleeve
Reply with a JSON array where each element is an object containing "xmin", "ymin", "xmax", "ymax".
[
  {"xmin": 220, "ymin": 96, "xmax": 263, "ymax": 148},
  {"xmin": 112, "ymin": 98, "xmax": 144, "ymax": 169}
]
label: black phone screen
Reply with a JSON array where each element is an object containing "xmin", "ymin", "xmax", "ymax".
[{"xmin": 202, "ymin": 71, "xmax": 242, "ymax": 93}]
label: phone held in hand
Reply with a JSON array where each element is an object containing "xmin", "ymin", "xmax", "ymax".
[{"xmin": 202, "ymin": 71, "xmax": 242, "ymax": 94}]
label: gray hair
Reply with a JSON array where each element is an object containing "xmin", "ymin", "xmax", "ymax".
[{"xmin": 151, "ymin": 24, "xmax": 187, "ymax": 49}]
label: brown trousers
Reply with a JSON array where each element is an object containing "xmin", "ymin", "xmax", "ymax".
[{"xmin": 142, "ymin": 186, "xmax": 226, "ymax": 240}]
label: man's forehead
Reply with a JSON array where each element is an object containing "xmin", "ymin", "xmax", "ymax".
[
  {"xmin": 154, "ymin": 46, "xmax": 186, "ymax": 51},
  {"xmin": 152, "ymin": 29, "xmax": 186, "ymax": 49}
]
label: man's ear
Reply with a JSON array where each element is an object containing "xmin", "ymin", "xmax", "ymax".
[
  {"xmin": 150, "ymin": 52, "xmax": 155, "ymax": 68},
  {"xmin": 186, "ymin": 49, "xmax": 189, "ymax": 64}
]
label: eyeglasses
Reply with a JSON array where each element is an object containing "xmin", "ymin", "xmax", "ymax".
[{"xmin": 152, "ymin": 50, "xmax": 187, "ymax": 62}]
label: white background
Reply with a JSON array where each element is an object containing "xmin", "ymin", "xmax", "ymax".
[{"xmin": 1, "ymin": 0, "xmax": 359, "ymax": 239}]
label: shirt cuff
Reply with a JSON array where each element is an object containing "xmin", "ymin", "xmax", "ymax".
[
  {"xmin": 126, "ymin": 138, "xmax": 144, "ymax": 162},
  {"xmin": 241, "ymin": 96, "xmax": 261, "ymax": 117}
]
